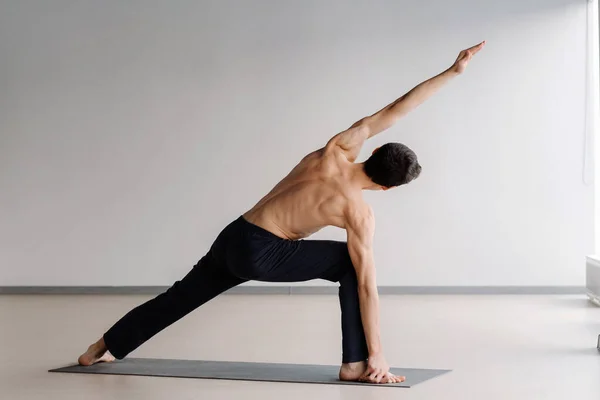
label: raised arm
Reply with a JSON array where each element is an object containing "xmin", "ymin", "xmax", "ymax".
[
  {"xmin": 345, "ymin": 202, "xmax": 390, "ymax": 382},
  {"xmin": 328, "ymin": 41, "xmax": 485, "ymax": 161}
]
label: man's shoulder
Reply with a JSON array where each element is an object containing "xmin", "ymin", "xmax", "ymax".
[{"xmin": 343, "ymin": 194, "xmax": 373, "ymax": 224}]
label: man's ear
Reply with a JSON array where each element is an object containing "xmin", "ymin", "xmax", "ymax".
[
  {"xmin": 382, "ymin": 186, "xmax": 390, "ymax": 191},
  {"xmin": 372, "ymin": 147, "xmax": 380, "ymax": 155}
]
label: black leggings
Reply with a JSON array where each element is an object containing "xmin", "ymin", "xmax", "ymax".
[{"xmin": 103, "ymin": 216, "xmax": 368, "ymax": 363}]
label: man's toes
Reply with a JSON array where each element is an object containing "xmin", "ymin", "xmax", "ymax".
[{"xmin": 385, "ymin": 374, "xmax": 405, "ymax": 384}]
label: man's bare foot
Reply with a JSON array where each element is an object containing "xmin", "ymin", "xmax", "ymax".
[
  {"xmin": 339, "ymin": 361, "xmax": 368, "ymax": 381},
  {"xmin": 340, "ymin": 361, "xmax": 406, "ymax": 383},
  {"xmin": 78, "ymin": 338, "xmax": 115, "ymax": 366},
  {"xmin": 339, "ymin": 362, "xmax": 405, "ymax": 384}
]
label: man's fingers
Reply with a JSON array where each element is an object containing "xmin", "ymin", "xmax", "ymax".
[
  {"xmin": 467, "ymin": 40, "xmax": 486, "ymax": 55},
  {"xmin": 361, "ymin": 370, "xmax": 387, "ymax": 384},
  {"xmin": 361, "ymin": 368, "xmax": 377, "ymax": 382},
  {"xmin": 455, "ymin": 40, "xmax": 485, "ymax": 68},
  {"xmin": 362, "ymin": 366, "xmax": 374, "ymax": 377}
]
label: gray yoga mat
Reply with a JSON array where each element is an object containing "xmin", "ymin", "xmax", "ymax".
[{"xmin": 49, "ymin": 358, "xmax": 450, "ymax": 388}]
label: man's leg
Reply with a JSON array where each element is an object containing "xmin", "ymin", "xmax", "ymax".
[
  {"xmin": 79, "ymin": 250, "xmax": 246, "ymax": 365},
  {"xmin": 250, "ymin": 239, "xmax": 404, "ymax": 382},
  {"xmin": 254, "ymin": 239, "xmax": 369, "ymax": 365}
]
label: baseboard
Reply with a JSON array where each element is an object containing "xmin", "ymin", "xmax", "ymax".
[{"xmin": 0, "ymin": 286, "xmax": 586, "ymax": 295}]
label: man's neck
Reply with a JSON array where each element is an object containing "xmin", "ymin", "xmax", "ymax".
[{"xmin": 350, "ymin": 163, "xmax": 377, "ymax": 190}]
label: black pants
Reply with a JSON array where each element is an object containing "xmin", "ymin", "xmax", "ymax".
[{"xmin": 103, "ymin": 216, "xmax": 368, "ymax": 363}]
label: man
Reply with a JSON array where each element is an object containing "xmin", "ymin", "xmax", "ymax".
[{"xmin": 78, "ymin": 41, "xmax": 485, "ymax": 384}]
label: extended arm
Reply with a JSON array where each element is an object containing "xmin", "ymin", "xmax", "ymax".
[
  {"xmin": 357, "ymin": 68, "xmax": 459, "ymax": 136},
  {"xmin": 328, "ymin": 41, "xmax": 485, "ymax": 161}
]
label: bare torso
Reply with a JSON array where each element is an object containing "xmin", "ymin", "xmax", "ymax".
[{"xmin": 243, "ymin": 146, "xmax": 364, "ymax": 240}]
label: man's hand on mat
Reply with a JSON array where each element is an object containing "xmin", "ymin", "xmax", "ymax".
[
  {"xmin": 451, "ymin": 40, "xmax": 486, "ymax": 74},
  {"xmin": 360, "ymin": 353, "xmax": 404, "ymax": 384},
  {"xmin": 340, "ymin": 359, "xmax": 406, "ymax": 384}
]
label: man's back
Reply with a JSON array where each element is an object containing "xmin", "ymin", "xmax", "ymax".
[{"xmin": 243, "ymin": 145, "xmax": 364, "ymax": 240}]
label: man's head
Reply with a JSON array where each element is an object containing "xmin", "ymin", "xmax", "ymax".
[{"xmin": 363, "ymin": 142, "xmax": 421, "ymax": 190}]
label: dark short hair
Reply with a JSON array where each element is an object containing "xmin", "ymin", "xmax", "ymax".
[{"xmin": 363, "ymin": 143, "xmax": 421, "ymax": 187}]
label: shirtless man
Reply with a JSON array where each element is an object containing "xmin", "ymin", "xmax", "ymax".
[{"xmin": 78, "ymin": 41, "xmax": 485, "ymax": 384}]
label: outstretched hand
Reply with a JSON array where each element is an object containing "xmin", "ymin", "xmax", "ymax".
[{"xmin": 451, "ymin": 41, "xmax": 486, "ymax": 74}]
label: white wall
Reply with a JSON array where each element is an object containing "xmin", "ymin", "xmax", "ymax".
[{"xmin": 0, "ymin": 0, "xmax": 592, "ymax": 286}]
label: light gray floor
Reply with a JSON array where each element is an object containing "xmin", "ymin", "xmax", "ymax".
[{"xmin": 2, "ymin": 294, "xmax": 600, "ymax": 399}]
